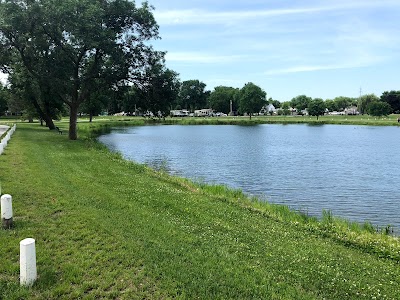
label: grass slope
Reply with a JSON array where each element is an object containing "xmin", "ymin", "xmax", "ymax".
[
  {"xmin": 83, "ymin": 114, "xmax": 400, "ymax": 127},
  {"xmin": 1, "ymin": 122, "xmax": 400, "ymax": 299}
]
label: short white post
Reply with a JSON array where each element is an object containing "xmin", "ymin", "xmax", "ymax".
[
  {"xmin": 1, "ymin": 194, "xmax": 13, "ymax": 229},
  {"xmin": 20, "ymin": 238, "xmax": 37, "ymax": 286}
]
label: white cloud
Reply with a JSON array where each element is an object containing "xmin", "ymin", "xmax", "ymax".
[
  {"xmin": 263, "ymin": 54, "xmax": 387, "ymax": 75},
  {"xmin": 154, "ymin": 1, "xmax": 400, "ymax": 26},
  {"xmin": 150, "ymin": 0, "xmax": 400, "ymax": 99},
  {"xmin": 166, "ymin": 52, "xmax": 245, "ymax": 64}
]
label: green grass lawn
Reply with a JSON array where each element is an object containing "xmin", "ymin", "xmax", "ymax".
[{"xmin": 1, "ymin": 121, "xmax": 400, "ymax": 299}]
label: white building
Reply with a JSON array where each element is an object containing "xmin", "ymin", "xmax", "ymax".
[
  {"xmin": 194, "ymin": 109, "xmax": 213, "ymax": 117},
  {"xmin": 170, "ymin": 109, "xmax": 190, "ymax": 117},
  {"xmin": 260, "ymin": 104, "xmax": 276, "ymax": 115},
  {"xmin": 344, "ymin": 106, "xmax": 359, "ymax": 115}
]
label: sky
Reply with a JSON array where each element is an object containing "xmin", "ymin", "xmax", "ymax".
[{"xmin": 149, "ymin": 0, "xmax": 400, "ymax": 102}]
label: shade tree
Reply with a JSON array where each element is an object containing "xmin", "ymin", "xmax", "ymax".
[
  {"xmin": 308, "ymin": 98, "xmax": 326, "ymax": 120},
  {"xmin": 366, "ymin": 101, "xmax": 392, "ymax": 117},
  {"xmin": 358, "ymin": 94, "xmax": 379, "ymax": 115},
  {"xmin": 208, "ymin": 86, "xmax": 239, "ymax": 114},
  {"xmin": 332, "ymin": 96, "xmax": 356, "ymax": 111},
  {"xmin": 380, "ymin": 91, "xmax": 400, "ymax": 114},
  {"xmin": 238, "ymin": 82, "xmax": 267, "ymax": 119},
  {"xmin": 290, "ymin": 95, "xmax": 312, "ymax": 111},
  {"xmin": 0, "ymin": 0, "xmax": 162, "ymax": 139},
  {"xmin": 177, "ymin": 80, "xmax": 209, "ymax": 111},
  {"xmin": 7, "ymin": 64, "xmax": 64, "ymax": 126},
  {"xmin": 141, "ymin": 62, "xmax": 180, "ymax": 118}
]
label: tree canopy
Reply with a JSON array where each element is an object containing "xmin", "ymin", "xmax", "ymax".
[
  {"xmin": 141, "ymin": 62, "xmax": 180, "ymax": 118},
  {"xmin": 176, "ymin": 80, "xmax": 209, "ymax": 111},
  {"xmin": 308, "ymin": 98, "xmax": 326, "ymax": 120},
  {"xmin": 366, "ymin": 101, "xmax": 392, "ymax": 117},
  {"xmin": 0, "ymin": 0, "xmax": 162, "ymax": 139},
  {"xmin": 208, "ymin": 86, "xmax": 239, "ymax": 114},
  {"xmin": 290, "ymin": 95, "xmax": 312, "ymax": 111},
  {"xmin": 380, "ymin": 90, "xmax": 400, "ymax": 114},
  {"xmin": 238, "ymin": 82, "xmax": 267, "ymax": 119},
  {"xmin": 358, "ymin": 94, "xmax": 379, "ymax": 115}
]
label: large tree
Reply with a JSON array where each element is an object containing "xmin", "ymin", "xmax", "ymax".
[
  {"xmin": 308, "ymin": 98, "xmax": 326, "ymax": 120},
  {"xmin": 366, "ymin": 101, "xmax": 392, "ymax": 117},
  {"xmin": 333, "ymin": 96, "xmax": 355, "ymax": 111},
  {"xmin": 324, "ymin": 99, "xmax": 337, "ymax": 112},
  {"xmin": 177, "ymin": 80, "xmax": 209, "ymax": 111},
  {"xmin": 208, "ymin": 86, "xmax": 239, "ymax": 114},
  {"xmin": 358, "ymin": 94, "xmax": 379, "ymax": 115},
  {"xmin": 141, "ymin": 62, "xmax": 180, "ymax": 118},
  {"xmin": 7, "ymin": 63, "xmax": 64, "ymax": 127},
  {"xmin": 290, "ymin": 95, "xmax": 312, "ymax": 111},
  {"xmin": 0, "ymin": 0, "xmax": 161, "ymax": 139},
  {"xmin": 238, "ymin": 82, "xmax": 267, "ymax": 119},
  {"xmin": 381, "ymin": 90, "xmax": 400, "ymax": 114}
]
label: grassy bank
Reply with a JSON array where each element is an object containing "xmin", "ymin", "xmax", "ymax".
[
  {"xmin": 1, "ymin": 121, "xmax": 400, "ymax": 299},
  {"xmin": 3, "ymin": 113, "xmax": 400, "ymax": 128},
  {"xmin": 159, "ymin": 114, "xmax": 400, "ymax": 126}
]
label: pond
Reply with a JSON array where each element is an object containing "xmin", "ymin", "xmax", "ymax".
[{"xmin": 98, "ymin": 124, "xmax": 400, "ymax": 231}]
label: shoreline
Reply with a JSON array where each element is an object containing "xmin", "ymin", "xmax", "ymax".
[{"xmin": 1, "ymin": 121, "xmax": 400, "ymax": 298}]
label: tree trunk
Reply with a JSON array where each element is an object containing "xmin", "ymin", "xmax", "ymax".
[
  {"xmin": 89, "ymin": 112, "xmax": 93, "ymax": 123},
  {"xmin": 69, "ymin": 104, "xmax": 79, "ymax": 140},
  {"xmin": 31, "ymin": 96, "xmax": 56, "ymax": 129},
  {"xmin": 44, "ymin": 100, "xmax": 56, "ymax": 130}
]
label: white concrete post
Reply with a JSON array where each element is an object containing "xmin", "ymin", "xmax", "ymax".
[
  {"xmin": 20, "ymin": 238, "xmax": 37, "ymax": 286},
  {"xmin": 1, "ymin": 194, "xmax": 13, "ymax": 229}
]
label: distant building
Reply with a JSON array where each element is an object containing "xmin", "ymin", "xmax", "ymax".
[
  {"xmin": 194, "ymin": 109, "xmax": 213, "ymax": 117},
  {"xmin": 300, "ymin": 109, "xmax": 309, "ymax": 116},
  {"xmin": 113, "ymin": 111, "xmax": 127, "ymax": 116},
  {"xmin": 170, "ymin": 109, "xmax": 190, "ymax": 117},
  {"xmin": 260, "ymin": 104, "xmax": 276, "ymax": 115},
  {"xmin": 344, "ymin": 106, "xmax": 359, "ymax": 115},
  {"xmin": 328, "ymin": 111, "xmax": 344, "ymax": 115}
]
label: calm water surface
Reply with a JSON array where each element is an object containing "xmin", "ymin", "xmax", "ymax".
[{"xmin": 98, "ymin": 124, "xmax": 400, "ymax": 230}]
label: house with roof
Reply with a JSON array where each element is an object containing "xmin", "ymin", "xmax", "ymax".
[{"xmin": 260, "ymin": 104, "xmax": 276, "ymax": 115}]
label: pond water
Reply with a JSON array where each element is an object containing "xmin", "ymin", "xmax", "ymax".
[{"xmin": 98, "ymin": 124, "xmax": 400, "ymax": 231}]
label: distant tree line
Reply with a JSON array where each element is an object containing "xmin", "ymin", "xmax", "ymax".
[{"xmin": 1, "ymin": 1, "xmax": 399, "ymax": 138}]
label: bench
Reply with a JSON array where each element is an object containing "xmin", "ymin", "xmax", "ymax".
[{"xmin": 55, "ymin": 126, "xmax": 63, "ymax": 135}]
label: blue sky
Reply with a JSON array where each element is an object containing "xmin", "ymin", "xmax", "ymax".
[{"xmin": 149, "ymin": 0, "xmax": 400, "ymax": 102}]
